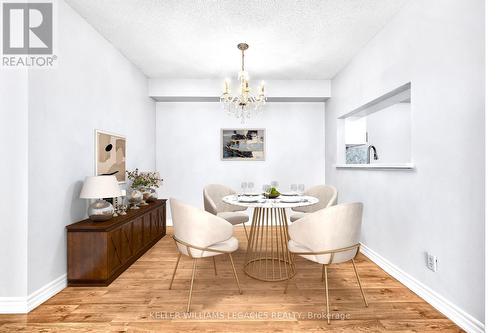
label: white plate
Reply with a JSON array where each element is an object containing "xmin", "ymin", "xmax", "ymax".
[
  {"xmin": 280, "ymin": 192, "xmax": 299, "ymax": 196},
  {"xmin": 280, "ymin": 197, "xmax": 304, "ymax": 203},
  {"xmin": 238, "ymin": 197, "xmax": 260, "ymax": 203},
  {"xmin": 242, "ymin": 192, "xmax": 261, "ymax": 196}
]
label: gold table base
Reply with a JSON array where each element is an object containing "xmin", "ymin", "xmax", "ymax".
[{"xmin": 244, "ymin": 207, "xmax": 296, "ymax": 281}]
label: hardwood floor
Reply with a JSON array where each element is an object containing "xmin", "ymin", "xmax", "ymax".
[{"xmin": 0, "ymin": 227, "xmax": 463, "ymax": 332}]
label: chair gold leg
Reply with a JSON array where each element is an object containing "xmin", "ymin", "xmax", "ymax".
[
  {"xmin": 228, "ymin": 253, "xmax": 243, "ymax": 294},
  {"xmin": 169, "ymin": 253, "xmax": 181, "ymax": 290},
  {"xmin": 351, "ymin": 259, "xmax": 368, "ymax": 307},
  {"xmin": 186, "ymin": 258, "xmax": 197, "ymax": 313},
  {"xmin": 242, "ymin": 223, "xmax": 249, "ymax": 240},
  {"xmin": 324, "ymin": 265, "xmax": 331, "ymax": 324},
  {"xmin": 321, "ymin": 266, "xmax": 325, "ymax": 282},
  {"xmin": 212, "ymin": 256, "xmax": 217, "ymax": 276}
]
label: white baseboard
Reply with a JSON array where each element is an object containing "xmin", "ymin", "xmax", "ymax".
[
  {"xmin": 0, "ymin": 273, "xmax": 67, "ymax": 314},
  {"xmin": 360, "ymin": 244, "xmax": 484, "ymax": 333},
  {"xmin": 0, "ymin": 297, "xmax": 28, "ymax": 313},
  {"xmin": 27, "ymin": 273, "xmax": 67, "ymax": 312}
]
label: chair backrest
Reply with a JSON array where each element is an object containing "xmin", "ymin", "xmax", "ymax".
[
  {"xmin": 203, "ymin": 184, "xmax": 245, "ymax": 214},
  {"xmin": 170, "ymin": 198, "xmax": 233, "ymax": 252},
  {"xmin": 292, "ymin": 185, "xmax": 338, "ymax": 213},
  {"xmin": 288, "ymin": 202, "xmax": 363, "ymax": 264}
]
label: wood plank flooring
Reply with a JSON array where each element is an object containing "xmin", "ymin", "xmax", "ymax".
[{"xmin": 0, "ymin": 227, "xmax": 463, "ymax": 332}]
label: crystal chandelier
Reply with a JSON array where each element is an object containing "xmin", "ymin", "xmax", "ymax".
[{"xmin": 220, "ymin": 43, "xmax": 266, "ymax": 123}]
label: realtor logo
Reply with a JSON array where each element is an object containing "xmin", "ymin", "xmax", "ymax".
[
  {"xmin": 2, "ymin": 2, "xmax": 53, "ymax": 54},
  {"xmin": 1, "ymin": 1, "xmax": 56, "ymax": 67}
]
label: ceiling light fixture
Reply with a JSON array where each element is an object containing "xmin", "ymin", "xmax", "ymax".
[{"xmin": 220, "ymin": 43, "xmax": 266, "ymax": 123}]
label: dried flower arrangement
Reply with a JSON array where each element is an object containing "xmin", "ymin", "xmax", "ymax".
[{"xmin": 126, "ymin": 169, "xmax": 163, "ymax": 189}]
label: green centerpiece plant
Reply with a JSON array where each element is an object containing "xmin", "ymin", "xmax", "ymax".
[{"xmin": 266, "ymin": 186, "xmax": 281, "ymax": 199}]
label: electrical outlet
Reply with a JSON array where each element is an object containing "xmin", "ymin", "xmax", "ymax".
[{"xmin": 426, "ymin": 253, "xmax": 438, "ymax": 272}]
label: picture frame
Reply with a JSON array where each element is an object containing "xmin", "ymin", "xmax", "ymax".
[
  {"xmin": 221, "ymin": 128, "xmax": 266, "ymax": 161},
  {"xmin": 94, "ymin": 129, "xmax": 127, "ymax": 183}
]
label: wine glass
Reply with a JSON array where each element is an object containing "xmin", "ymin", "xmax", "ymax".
[
  {"xmin": 241, "ymin": 182, "xmax": 248, "ymax": 194},
  {"xmin": 290, "ymin": 184, "xmax": 298, "ymax": 193},
  {"xmin": 262, "ymin": 184, "xmax": 270, "ymax": 193},
  {"xmin": 271, "ymin": 180, "xmax": 279, "ymax": 189},
  {"xmin": 248, "ymin": 182, "xmax": 254, "ymax": 193},
  {"xmin": 298, "ymin": 184, "xmax": 305, "ymax": 195}
]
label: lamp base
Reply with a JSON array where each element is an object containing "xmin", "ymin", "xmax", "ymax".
[{"xmin": 88, "ymin": 199, "xmax": 114, "ymax": 222}]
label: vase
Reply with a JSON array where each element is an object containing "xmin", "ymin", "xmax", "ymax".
[
  {"xmin": 144, "ymin": 187, "xmax": 158, "ymax": 202},
  {"xmin": 139, "ymin": 187, "xmax": 149, "ymax": 206},
  {"xmin": 129, "ymin": 189, "xmax": 143, "ymax": 209},
  {"xmin": 88, "ymin": 199, "xmax": 114, "ymax": 221}
]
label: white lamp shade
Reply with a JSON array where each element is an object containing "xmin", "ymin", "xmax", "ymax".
[{"xmin": 80, "ymin": 175, "xmax": 122, "ymax": 199}]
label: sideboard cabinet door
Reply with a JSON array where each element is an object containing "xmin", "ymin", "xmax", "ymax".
[
  {"xmin": 132, "ymin": 217, "xmax": 143, "ymax": 255},
  {"xmin": 120, "ymin": 222, "xmax": 134, "ymax": 263},
  {"xmin": 143, "ymin": 213, "xmax": 151, "ymax": 245},
  {"xmin": 108, "ymin": 228, "xmax": 122, "ymax": 276}
]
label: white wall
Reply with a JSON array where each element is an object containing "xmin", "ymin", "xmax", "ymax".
[
  {"xmin": 0, "ymin": 70, "xmax": 28, "ymax": 298},
  {"xmin": 26, "ymin": 0, "xmax": 156, "ymax": 294},
  {"xmin": 326, "ymin": 0, "xmax": 484, "ymax": 325},
  {"xmin": 156, "ymin": 102, "xmax": 325, "ymax": 208},
  {"xmin": 366, "ymin": 103, "xmax": 411, "ymax": 164}
]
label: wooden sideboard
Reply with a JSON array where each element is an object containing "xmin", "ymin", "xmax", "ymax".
[{"xmin": 66, "ymin": 199, "xmax": 167, "ymax": 286}]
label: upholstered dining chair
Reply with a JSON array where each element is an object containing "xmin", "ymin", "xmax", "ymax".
[
  {"xmin": 289, "ymin": 185, "xmax": 338, "ymax": 222},
  {"xmin": 169, "ymin": 198, "xmax": 243, "ymax": 312},
  {"xmin": 284, "ymin": 202, "xmax": 367, "ymax": 324},
  {"xmin": 203, "ymin": 184, "xmax": 250, "ymax": 239}
]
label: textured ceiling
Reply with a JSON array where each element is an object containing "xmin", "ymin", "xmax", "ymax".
[{"xmin": 65, "ymin": 0, "xmax": 409, "ymax": 79}]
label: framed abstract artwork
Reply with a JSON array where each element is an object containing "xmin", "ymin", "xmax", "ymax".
[
  {"xmin": 95, "ymin": 130, "xmax": 126, "ymax": 183},
  {"xmin": 221, "ymin": 128, "xmax": 265, "ymax": 161}
]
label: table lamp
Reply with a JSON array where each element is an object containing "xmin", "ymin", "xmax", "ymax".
[{"xmin": 80, "ymin": 175, "xmax": 122, "ymax": 221}]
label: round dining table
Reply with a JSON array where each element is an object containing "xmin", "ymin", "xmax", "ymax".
[{"xmin": 223, "ymin": 194, "xmax": 319, "ymax": 282}]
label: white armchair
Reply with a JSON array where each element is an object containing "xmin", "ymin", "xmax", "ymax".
[
  {"xmin": 169, "ymin": 198, "xmax": 243, "ymax": 312},
  {"xmin": 284, "ymin": 202, "xmax": 367, "ymax": 324},
  {"xmin": 290, "ymin": 185, "xmax": 338, "ymax": 222},
  {"xmin": 203, "ymin": 184, "xmax": 250, "ymax": 239}
]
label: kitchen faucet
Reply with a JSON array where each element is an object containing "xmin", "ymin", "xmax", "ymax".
[{"xmin": 367, "ymin": 145, "xmax": 379, "ymax": 163}]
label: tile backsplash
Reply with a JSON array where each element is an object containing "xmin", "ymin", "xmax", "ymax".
[{"xmin": 346, "ymin": 144, "xmax": 368, "ymax": 164}]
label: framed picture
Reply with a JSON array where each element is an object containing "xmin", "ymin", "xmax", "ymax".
[
  {"xmin": 221, "ymin": 128, "xmax": 265, "ymax": 161},
  {"xmin": 95, "ymin": 130, "xmax": 126, "ymax": 183}
]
